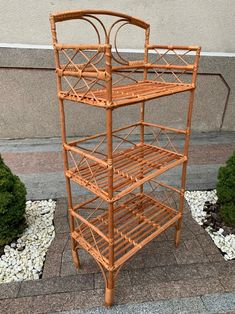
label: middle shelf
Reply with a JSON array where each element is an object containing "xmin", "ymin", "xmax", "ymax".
[{"xmin": 65, "ymin": 123, "xmax": 186, "ymax": 201}]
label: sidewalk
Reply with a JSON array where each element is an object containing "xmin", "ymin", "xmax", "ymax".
[{"xmin": 0, "ymin": 131, "xmax": 234, "ymax": 313}]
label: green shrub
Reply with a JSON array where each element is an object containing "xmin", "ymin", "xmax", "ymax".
[
  {"xmin": 216, "ymin": 151, "xmax": 235, "ymax": 227},
  {"xmin": 0, "ymin": 154, "xmax": 27, "ymax": 246}
]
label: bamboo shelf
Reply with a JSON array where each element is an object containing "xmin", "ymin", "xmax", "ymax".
[
  {"xmin": 59, "ymin": 80, "xmax": 194, "ymax": 108},
  {"xmin": 50, "ymin": 9, "xmax": 200, "ymax": 307},
  {"xmin": 65, "ymin": 136, "xmax": 186, "ymax": 202},
  {"xmin": 71, "ymin": 192, "xmax": 180, "ymax": 271}
]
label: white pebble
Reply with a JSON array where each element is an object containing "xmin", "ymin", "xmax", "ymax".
[
  {"xmin": 0, "ymin": 200, "xmax": 56, "ymax": 283},
  {"xmin": 185, "ymin": 190, "xmax": 235, "ymax": 260}
]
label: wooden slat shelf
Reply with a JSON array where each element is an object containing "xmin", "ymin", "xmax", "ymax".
[
  {"xmin": 59, "ymin": 80, "xmax": 194, "ymax": 108},
  {"xmin": 71, "ymin": 192, "xmax": 180, "ymax": 270},
  {"xmin": 65, "ymin": 143, "xmax": 186, "ymax": 201}
]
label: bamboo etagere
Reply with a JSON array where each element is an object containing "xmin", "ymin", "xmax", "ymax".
[{"xmin": 50, "ymin": 10, "xmax": 200, "ymax": 307}]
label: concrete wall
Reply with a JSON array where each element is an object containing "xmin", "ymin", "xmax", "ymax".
[
  {"xmin": 1, "ymin": 0, "xmax": 235, "ymax": 52},
  {"xmin": 0, "ymin": 0, "xmax": 235, "ymax": 139}
]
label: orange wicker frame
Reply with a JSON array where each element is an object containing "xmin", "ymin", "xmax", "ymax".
[{"xmin": 50, "ymin": 10, "xmax": 200, "ymax": 306}]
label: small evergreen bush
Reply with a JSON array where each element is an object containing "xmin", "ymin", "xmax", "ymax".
[
  {"xmin": 216, "ymin": 151, "xmax": 235, "ymax": 227},
  {"xmin": 0, "ymin": 154, "xmax": 27, "ymax": 246}
]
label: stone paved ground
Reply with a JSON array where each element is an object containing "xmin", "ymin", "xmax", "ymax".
[
  {"xmin": 59, "ymin": 293, "xmax": 235, "ymax": 314},
  {"xmin": 0, "ymin": 132, "xmax": 235, "ymax": 313}
]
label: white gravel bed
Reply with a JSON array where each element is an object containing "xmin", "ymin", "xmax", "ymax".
[
  {"xmin": 185, "ymin": 190, "xmax": 235, "ymax": 260},
  {"xmin": 0, "ymin": 200, "xmax": 56, "ymax": 283}
]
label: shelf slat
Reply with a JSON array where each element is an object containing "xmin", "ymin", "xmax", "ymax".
[
  {"xmin": 72, "ymin": 192, "xmax": 180, "ymax": 270},
  {"xmin": 66, "ymin": 143, "xmax": 186, "ymax": 201}
]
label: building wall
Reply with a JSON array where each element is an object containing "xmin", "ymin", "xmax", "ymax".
[
  {"xmin": 0, "ymin": 0, "xmax": 234, "ymax": 139},
  {"xmin": 1, "ymin": 0, "xmax": 235, "ymax": 52}
]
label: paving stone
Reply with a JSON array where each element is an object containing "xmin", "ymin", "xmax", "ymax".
[
  {"xmin": 18, "ymin": 274, "xmax": 94, "ymax": 297},
  {"xmin": 173, "ymin": 240, "xmax": 209, "ymax": 264},
  {"xmin": 173, "ymin": 250, "xmax": 209, "ymax": 264},
  {"xmin": 65, "ymin": 237, "xmax": 73, "ymax": 251},
  {"xmin": 212, "ymin": 261, "xmax": 235, "ymax": 277},
  {"xmin": 207, "ymin": 253, "xmax": 225, "ymax": 262},
  {"xmin": 183, "ymin": 238, "xmax": 204, "ymax": 252},
  {"xmin": 0, "ymin": 282, "xmax": 21, "ymax": 300},
  {"xmin": 165, "ymin": 225, "xmax": 195, "ymax": 240},
  {"xmin": 73, "ymin": 289, "xmax": 104, "ymax": 310},
  {"xmin": 142, "ymin": 252, "xmax": 178, "ymax": 268},
  {"xmin": 183, "ymin": 218, "xmax": 206, "ymax": 235},
  {"xmin": 182, "ymin": 207, "xmax": 192, "ymax": 217},
  {"xmin": 61, "ymin": 250, "xmax": 99, "ymax": 276},
  {"xmin": 196, "ymin": 234, "xmax": 221, "ymax": 255},
  {"xmin": 0, "ymin": 296, "xmax": 34, "ymax": 314},
  {"xmin": 165, "ymin": 263, "xmax": 216, "ymax": 282},
  {"xmin": 54, "ymin": 216, "xmax": 70, "ymax": 234},
  {"xmin": 149, "ymin": 277, "xmax": 224, "ymax": 300},
  {"xmin": 201, "ymin": 292, "xmax": 235, "ymax": 313},
  {"xmin": 219, "ymin": 276, "xmax": 235, "ymax": 292},
  {"xmin": 115, "ymin": 284, "xmax": 153, "ymax": 305},
  {"xmin": 0, "ymin": 293, "xmax": 75, "ymax": 314},
  {"xmin": 123, "ymin": 254, "xmax": 145, "ymax": 270},
  {"xmin": 104, "ymin": 296, "xmax": 206, "ymax": 314},
  {"xmin": 42, "ymin": 252, "xmax": 62, "ymax": 279},
  {"xmin": 94, "ymin": 270, "xmax": 132, "ymax": 289},
  {"xmin": 63, "ymin": 296, "xmax": 207, "ymax": 314},
  {"xmin": 60, "ymin": 261, "xmax": 80, "ymax": 277},
  {"xmin": 62, "ymin": 248, "xmax": 94, "ymax": 264},
  {"xmin": 30, "ymin": 292, "xmax": 75, "ymax": 313},
  {"xmin": 153, "ymin": 296, "xmax": 206, "ymax": 314},
  {"xmin": 56, "ymin": 198, "xmax": 68, "ymax": 205},
  {"xmin": 153, "ymin": 232, "xmax": 168, "ymax": 242},
  {"xmin": 140, "ymin": 239, "xmax": 174, "ymax": 254},
  {"xmin": 62, "ymin": 248, "xmax": 75, "ymax": 262},
  {"xmin": 54, "ymin": 201, "xmax": 68, "ymax": 218},
  {"xmin": 47, "ymin": 232, "xmax": 69, "ymax": 253},
  {"xmin": 129, "ymin": 266, "xmax": 168, "ymax": 286}
]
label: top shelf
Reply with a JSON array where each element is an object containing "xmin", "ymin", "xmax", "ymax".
[
  {"xmin": 59, "ymin": 80, "xmax": 194, "ymax": 108},
  {"xmin": 51, "ymin": 11, "xmax": 200, "ymax": 109}
]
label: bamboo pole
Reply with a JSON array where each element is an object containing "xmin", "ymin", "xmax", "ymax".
[
  {"xmin": 105, "ymin": 44, "xmax": 115, "ymax": 306},
  {"xmin": 175, "ymin": 47, "xmax": 201, "ymax": 247},
  {"xmin": 50, "ymin": 15, "xmax": 80, "ymax": 269}
]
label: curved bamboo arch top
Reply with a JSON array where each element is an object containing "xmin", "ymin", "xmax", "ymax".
[{"xmin": 50, "ymin": 9, "xmax": 150, "ymax": 30}]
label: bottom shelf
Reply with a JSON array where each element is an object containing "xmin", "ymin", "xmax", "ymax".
[{"xmin": 71, "ymin": 192, "xmax": 181, "ymax": 270}]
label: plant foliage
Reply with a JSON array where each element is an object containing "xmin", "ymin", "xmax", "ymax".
[
  {"xmin": 0, "ymin": 155, "xmax": 27, "ymax": 246},
  {"xmin": 216, "ymin": 151, "xmax": 235, "ymax": 227}
]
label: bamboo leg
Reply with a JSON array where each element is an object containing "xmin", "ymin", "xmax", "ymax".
[
  {"xmin": 175, "ymin": 90, "xmax": 195, "ymax": 247},
  {"xmin": 139, "ymin": 40, "xmax": 148, "ymax": 219},
  {"xmin": 59, "ymin": 98, "xmax": 80, "ymax": 268},
  {"xmin": 175, "ymin": 161, "xmax": 187, "ymax": 247},
  {"xmin": 139, "ymin": 101, "xmax": 145, "ymax": 222},
  {"xmin": 68, "ymin": 204, "xmax": 80, "ymax": 269},
  {"xmin": 105, "ymin": 45, "xmax": 115, "ymax": 306},
  {"xmin": 175, "ymin": 216, "xmax": 183, "ymax": 248},
  {"xmin": 105, "ymin": 271, "xmax": 114, "ymax": 307},
  {"xmin": 105, "ymin": 106, "xmax": 115, "ymax": 306}
]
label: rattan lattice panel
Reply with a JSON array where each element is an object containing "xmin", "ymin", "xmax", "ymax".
[
  {"xmin": 71, "ymin": 192, "xmax": 180, "ymax": 270},
  {"xmin": 66, "ymin": 143, "xmax": 186, "ymax": 201}
]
